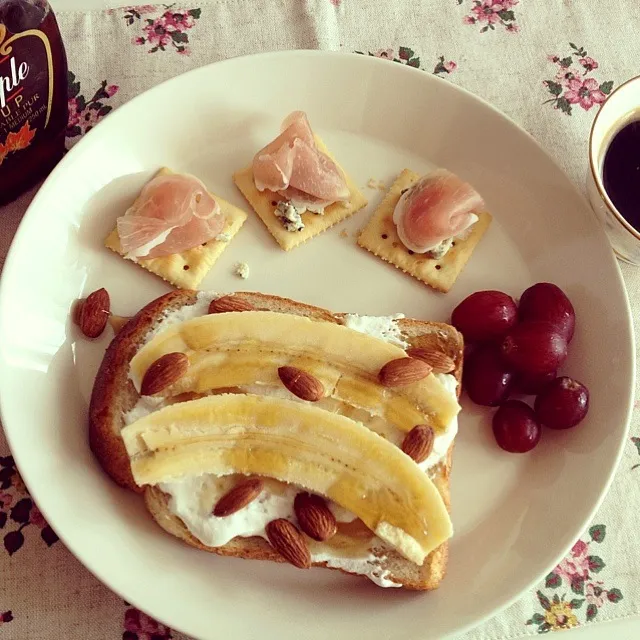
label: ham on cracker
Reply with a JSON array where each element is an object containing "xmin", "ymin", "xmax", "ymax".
[
  {"xmin": 234, "ymin": 111, "xmax": 367, "ymax": 251},
  {"xmin": 358, "ymin": 169, "xmax": 492, "ymax": 293},
  {"xmin": 105, "ymin": 168, "xmax": 248, "ymax": 289}
]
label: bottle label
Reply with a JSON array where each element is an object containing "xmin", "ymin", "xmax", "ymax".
[{"xmin": 0, "ymin": 24, "xmax": 54, "ymax": 162}]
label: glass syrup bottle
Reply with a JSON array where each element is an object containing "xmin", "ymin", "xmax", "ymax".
[{"xmin": 0, "ymin": 0, "xmax": 68, "ymax": 205}]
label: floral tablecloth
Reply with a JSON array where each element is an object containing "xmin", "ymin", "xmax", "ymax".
[{"xmin": 1, "ymin": 1, "xmax": 640, "ymax": 638}]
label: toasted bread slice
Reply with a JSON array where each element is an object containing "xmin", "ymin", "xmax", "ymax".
[{"xmin": 89, "ymin": 291, "xmax": 463, "ymax": 589}]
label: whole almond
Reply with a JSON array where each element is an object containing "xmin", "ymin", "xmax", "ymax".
[
  {"xmin": 294, "ymin": 493, "xmax": 337, "ymax": 542},
  {"xmin": 208, "ymin": 295, "xmax": 255, "ymax": 314},
  {"xmin": 213, "ymin": 478, "xmax": 264, "ymax": 517},
  {"xmin": 278, "ymin": 366, "xmax": 324, "ymax": 402},
  {"xmin": 141, "ymin": 352, "xmax": 189, "ymax": 396},
  {"xmin": 401, "ymin": 424, "xmax": 435, "ymax": 463},
  {"xmin": 378, "ymin": 357, "xmax": 432, "ymax": 387},
  {"xmin": 406, "ymin": 347, "xmax": 455, "ymax": 374},
  {"xmin": 266, "ymin": 519, "xmax": 311, "ymax": 569},
  {"xmin": 78, "ymin": 288, "xmax": 110, "ymax": 338}
]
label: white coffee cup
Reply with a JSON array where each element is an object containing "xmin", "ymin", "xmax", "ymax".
[{"xmin": 587, "ymin": 74, "xmax": 640, "ymax": 264}]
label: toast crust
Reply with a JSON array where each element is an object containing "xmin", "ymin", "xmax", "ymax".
[
  {"xmin": 89, "ymin": 290, "xmax": 197, "ymax": 491},
  {"xmin": 89, "ymin": 290, "xmax": 462, "ymax": 588}
]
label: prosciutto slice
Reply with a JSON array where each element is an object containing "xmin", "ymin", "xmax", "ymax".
[
  {"xmin": 117, "ymin": 173, "xmax": 224, "ymax": 259},
  {"xmin": 252, "ymin": 111, "xmax": 350, "ymax": 208},
  {"xmin": 392, "ymin": 169, "xmax": 484, "ymax": 253}
]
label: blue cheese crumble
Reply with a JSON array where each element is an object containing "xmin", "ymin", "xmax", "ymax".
[
  {"xmin": 426, "ymin": 237, "xmax": 454, "ymax": 260},
  {"xmin": 275, "ymin": 200, "xmax": 304, "ymax": 232},
  {"xmin": 234, "ymin": 262, "xmax": 250, "ymax": 279}
]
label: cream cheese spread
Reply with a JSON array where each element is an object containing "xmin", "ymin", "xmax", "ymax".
[
  {"xmin": 125, "ymin": 227, "xmax": 176, "ymax": 260},
  {"xmin": 142, "ymin": 291, "xmax": 217, "ymax": 344},
  {"xmin": 288, "ymin": 197, "xmax": 327, "ymax": 215},
  {"xmin": 215, "ymin": 231, "xmax": 233, "ymax": 242},
  {"xmin": 159, "ymin": 475, "xmax": 299, "ymax": 547},
  {"xmin": 342, "ymin": 313, "xmax": 408, "ymax": 349}
]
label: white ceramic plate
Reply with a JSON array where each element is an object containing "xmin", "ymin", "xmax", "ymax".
[{"xmin": 0, "ymin": 51, "xmax": 633, "ymax": 640}]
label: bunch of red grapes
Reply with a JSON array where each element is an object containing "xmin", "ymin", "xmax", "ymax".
[{"xmin": 451, "ymin": 283, "xmax": 589, "ymax": 453}]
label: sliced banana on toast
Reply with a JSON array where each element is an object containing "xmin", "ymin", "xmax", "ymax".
[
  {"xmin": 130, "ymin": 310, "xmax": 460, "ymax": 430},
  {"xmin": 122, "ymin": 394, "xmax": 452, "ymax": 564}
]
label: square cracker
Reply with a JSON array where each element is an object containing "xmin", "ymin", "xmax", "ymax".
[
  {"xmin": 233, "ymin": 136, "xmax": 367, "ymax": 251},
  {"xmin": 105, "ymin": 168, "xmax": 248, "ymax": 290},
  {"xmin": 357, "ymin": 169, "xmax": 492, "ymax": 293}
]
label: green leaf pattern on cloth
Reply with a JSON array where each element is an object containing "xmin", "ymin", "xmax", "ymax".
[
  {"xmin": 120, "ymin": 5, "xmax": 203, "ymax": 55},
  {"xmin": 355, "ymin": 48, "xmax": 457, "ymax": 75},
  {"xmin": 460, "ymin": 0, "xmax": 520, "ymax": 33},
  {"xmin": 66, "ymin": 72, "xmax": 119, "ymax": 140},
  {"xmin": 631, "ymin": 436, "xmax": 640, "ymax": 469},
  {"xmin": 525, "ymin": 526, "xmax": 623, "ymax": 632},
  {"xmin": 0, "ymin": 457, "xmax": 58, "ymax": 558},
  {"xmin": 543, "ymin": 44, "xmax": 614, "ymax": 115}
]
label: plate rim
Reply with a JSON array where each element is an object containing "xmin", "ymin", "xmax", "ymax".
[{"xmin": 0, "ymin": 49, "xmax": 635, "ymax": 640}]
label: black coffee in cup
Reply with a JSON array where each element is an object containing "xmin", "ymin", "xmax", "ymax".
[{"xmin": 602, "ymin": 120, "xmax": 640, "ymax": 230}]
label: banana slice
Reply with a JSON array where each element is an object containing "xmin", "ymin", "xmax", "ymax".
[
  {"xmin": 165, "ymin": 350, "xmax": 340, "ymax": 394},
  {"xmin": 159, "ymin": 349, "xmax": 430, "ymax": 433},
  {"xmin": 121, "ymin": 394, "xmax": 453, "ymax": 565},
  {"xmin": 236, "ymin": 385, "xmax": 402, "ymax": 442},
  {"xmin": 130, "ymin": 311, "xmax": 459, "ymax": 429}
]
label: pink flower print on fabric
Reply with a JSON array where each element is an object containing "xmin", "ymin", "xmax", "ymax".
[
  {"xmin": 543, "ymin": 44, "xmax": 613, "ymax": 115},
  {"xmin": 461, "ymin": 0, "xmax": 519, "ymax": 33},
  {"xmin": 564, "ymin": 77, "xmax": 606, "ymax": 110},
  {"xmin": 0, "ymin": 491, "xmax": 13, "ymax": 510},
  {"xmin": 123, "ymin": 606, "xmax": 173, "ymax": 640},
  {"xmin": 527, "ymin": 525, "xmax": 623, "ymax": 631},
  {"xmin": 586, "ymin": 582, "xmax": 607, "ymax": 608},
  {"xmin": 66, "ymin": 73, "xmax": 119, "ymax": 139},
  {"xmin": 555, "ymin": 539, "xmax": 590, "ymax": 583},
  {"xmin": 126, "ymin": 7, "xmax": 202, "ymax": 55}
]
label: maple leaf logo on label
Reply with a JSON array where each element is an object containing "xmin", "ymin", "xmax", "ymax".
[
  {"xmin": 4, "ymin": 121, "xmax": 36, "ymax": 153},
  {"xmin": 0, "ymin": 121, "xmax": 37, "ymax": 167}
]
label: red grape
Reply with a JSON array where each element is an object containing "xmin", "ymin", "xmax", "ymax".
[
  {"xmin": 514, "ymin": 370, "xmax": 557, "ymax": 395},
  {"xmin": 501, "ymin": 321, "xmax": 568, "ymax": 375},
  {"xmin": 534, "ymin": 376, "xmax": 589, "ymax": 430},
  {"xmin": 519, "ymin": 283, "xmax": 576, "ymax": 342},
  {"xmin": 463, "ymin": 345, "xmax": 513, "ymax": 406},
  {"xmin": 492, "ymin": 400, "xmax": 541, "ymax": 453},
  {"xmin": 451, "ymin": 290, "xmax": 517, "ymax": 343}
]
